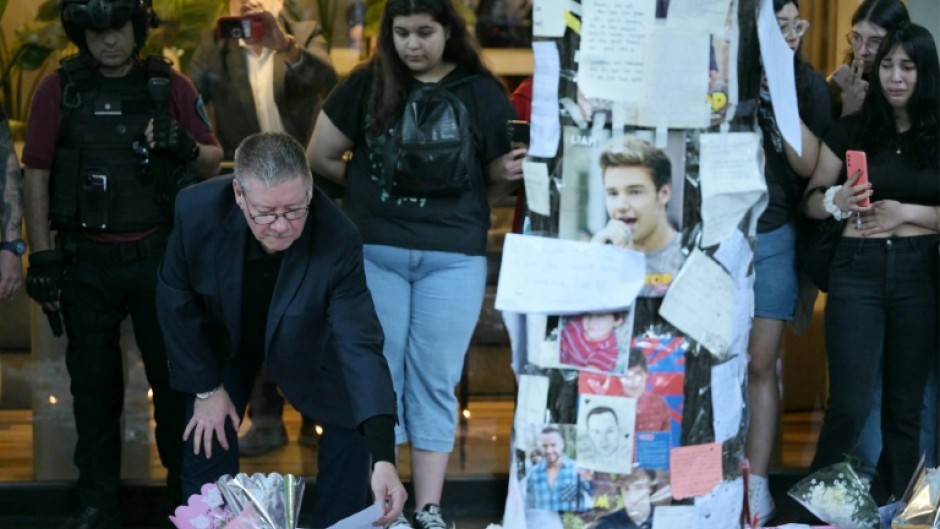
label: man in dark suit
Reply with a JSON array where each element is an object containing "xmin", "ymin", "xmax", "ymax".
[
  {"xmin": 187, "ymin": 0, "xmax": 338, "ymax": 455},
  {"xmin": 187, "ymin": 0, "xmax": 337, "ymax": 160},
  {"xmin": 156, "ymin": 132, "xmax": 405, "ymax": 528}
]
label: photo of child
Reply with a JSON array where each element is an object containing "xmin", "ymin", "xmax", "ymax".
[{"xmin": 559, "ymin": 310, "xmax": 634, "ymax": 373}]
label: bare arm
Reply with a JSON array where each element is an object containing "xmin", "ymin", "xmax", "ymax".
[
  {"xmin": 23, "ymin": 167, "xmax": 52, "ymax": 252},
  {"xmin": 485, "ymin": 147, "xmax": 526, "ymax": 204},
  {"xmin": 783, "ymin": 119, "xmax": 821, "ymax": 178},
  {"xmin": 0, "ymin": 122, "xmax": 23, "ymax": 299},
  {"xmin": 307, "ymin": 111, "xmax": 353, "ymax": 186},
  {"xmin": 190, "ymin": 143, "xmax": 223, "ymax": 180}
]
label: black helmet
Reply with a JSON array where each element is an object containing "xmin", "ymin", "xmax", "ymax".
[{"xmin": 59, "ymin": 0, "xmax": 158, "ymax": 54}]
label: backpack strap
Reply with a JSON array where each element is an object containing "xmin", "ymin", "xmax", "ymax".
[{"xmin": 58, "ymin": 55, "xmax": 95, "ymax": 111}]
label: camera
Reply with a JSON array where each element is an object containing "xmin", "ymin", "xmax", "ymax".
[{"xmin": 215, "ymin": 16, "xmax": 265, "ymax": 40}]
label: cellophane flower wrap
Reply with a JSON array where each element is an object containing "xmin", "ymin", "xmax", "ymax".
[
  {"xmin": 170, "ymin": 473, "xmax": 305, "ymax": 529},
  {"xmin": 892, "ymin": 466, "xmax": 940, "ymax": 528},
  {"xmin": 788, "ymin": 462, "xmax": 880, "ymax": 529}
]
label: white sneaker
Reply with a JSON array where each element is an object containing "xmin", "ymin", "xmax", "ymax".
[
  {"xmin": 748, "ymin": 474, "xmax": 776, "ymax": 526},
  {"xmin": 414, "ymin": 504, "xmax": 447, "ymax": 529},
  {"xmin": 385, "ymin": 513, "xmax": 413, "ymax": 529}
]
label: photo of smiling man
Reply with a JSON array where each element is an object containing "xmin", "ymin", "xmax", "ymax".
[{"xmin": 590, "ymin": 136, "xmax": 685, "ymax": 297}]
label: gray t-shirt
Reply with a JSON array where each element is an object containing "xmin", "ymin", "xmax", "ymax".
[{"xmin": 641, "ymin": 232, "xmax": 684, "ymax": 298}]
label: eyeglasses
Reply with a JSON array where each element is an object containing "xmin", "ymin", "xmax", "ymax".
[
  {"xmin": 778, "ymin": 18, "xmax": 810, "ymax": 38},
  {"xmin": 846, "ymin": 31, "xmax": 884, "ymax": 53},
  {"xmin": 243, "ymin": 193, "xmax": 310, "ymax": 224}
]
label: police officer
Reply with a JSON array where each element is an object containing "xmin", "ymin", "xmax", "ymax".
[{"xmin": 21, "ymin": 1, "xmax": 222, "ymax": 527}]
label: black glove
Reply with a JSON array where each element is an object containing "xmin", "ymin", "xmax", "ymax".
[
  {"xmin": 25, "ymin": 250, "xmax": 65, "ymax": 303},
  {"xmin": 152, "ymin": 116, "xmax": 198, "ymax": 162}
]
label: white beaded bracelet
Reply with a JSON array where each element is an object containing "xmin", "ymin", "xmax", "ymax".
[{"xmin": 823, "ymin": 185, "xmax": 852, "ymax": 220}]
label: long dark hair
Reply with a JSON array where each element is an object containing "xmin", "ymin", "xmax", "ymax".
[
  {"xmin": 772, "ymin": 0, "xmax": 814, "ymax": 120},
  {"xmin": 859, "ymin": 23, "xmax": 939, "ymax": 168},
  {"xmin": 365, "ymin": 0, "xmax": 496, "ymax": 134},
  {"xmin": 841, "ymin": 0, "xmax": 910, "ymax": 66}
]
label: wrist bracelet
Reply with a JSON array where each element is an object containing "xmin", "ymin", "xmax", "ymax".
[
  {"xmin": 195, "ymin": 385, "xmax": 223, "ymax": 400},
  {"xmin": 823, "ymin": 185, "xmax": 852, "ymax": 220}
]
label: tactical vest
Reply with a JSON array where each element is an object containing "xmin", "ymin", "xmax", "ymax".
[{"xmin": 50, "ymin": 55, "xmax": 188, "ymax": 232}]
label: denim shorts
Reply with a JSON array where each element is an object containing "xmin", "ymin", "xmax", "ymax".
[
  {"xmin": 753, "ymin": 222, "xmax": 798, "ymax": 320},
  {"xmin": 363, "ymin": 244, "xmax": 487, "ymax": 452}
]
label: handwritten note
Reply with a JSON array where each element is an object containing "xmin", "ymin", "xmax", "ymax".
[
  {"xmin": 514, "ymin": 375, "xmax": 550, "ymax": 446},
  {"xmin": 713, "ymin": 229, "xmax": 756, "ymax": 359},
  {"xmin": 530, "ymin": 41, "xmax": 561, "ymax": 158},
  {"xmin": 637, "ymin": 27, "xmax": 711, "ymax": 128},
  {"xmin": 577, "ymin": 0, "xmax": 654, "ymax": 101},
  {"xmin": 532, "ymin": 0, "xmax": 567, "ymax": 37},
  {"xmin": 666, "ymin": 0, "xmax": 734, "ymax": 29},
  {"xmin": 523, "ymin": 161, "xmax": 551, "ymax": 216},
  {"xmin": 758, "ymin": 0, "xmax": 801, "ymax": 156},
  {"xmin": 694, "ymin": 478, "xmax": 745, "ymax": 529},
  {"xmin": 711, "ymin": 357, "xmax": 745, "ymax": 443},
  {"xmin": 699, "ymin": 132, "xmax": 766, "ymax": 247},
  {"xmin": 660, "ymin": 249, "xmax": 735, "ymax": 358},
  {"xmin": 652, "ymin": 505, "xmax": 696, "ymax": 529},
  {"xmin": 495, "ymin": 234, "xmax": 645, "ymax": 314},
  {"xmin": 324, "ymin": 503, "xmax": 384, "ymax": 529},
  {"xmin": 670, "ymin": 443, "xmax": 723, "ymax": 499}
]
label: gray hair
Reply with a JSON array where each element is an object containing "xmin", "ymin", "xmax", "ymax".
[{"xmin": 234, "ymin": 132, "xmax": 311, "ymax": 193}]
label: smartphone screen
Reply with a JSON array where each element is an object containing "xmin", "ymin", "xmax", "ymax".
[
  {"xmin": 506, "ymin": 120, "xmax": 529, "ymax": 149},
  {"xmin": 845, "ymin": 150, "xmax": 870, "ymax": 207}
]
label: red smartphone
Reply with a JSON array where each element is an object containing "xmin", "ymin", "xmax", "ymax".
[
  {"xmin": 845, "ymin": 150, "xmax": 870, "ymax": 207},
  {"xmin": 215, "ymin": 16, "xmax": 264, "ymax": 40}
]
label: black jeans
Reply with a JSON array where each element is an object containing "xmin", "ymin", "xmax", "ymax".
[
  {"xmin": 60, "ymin": 243, "xmax": 186, "ymax": 511},
  {"xmin": 811, "ymin": 234, "xmax": 939, "ymax": 501},
  {"xmin": 181, "ymin": 352, "xmax": 372, "ymax": 529}
]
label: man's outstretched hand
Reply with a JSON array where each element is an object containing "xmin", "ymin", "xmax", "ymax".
[
  {"xmin": 183, "ymin": 387, "xmax": 240, "ymax": 459},
  {"xmin": 371, "ymin": 461, "xmax": 407, "ymax": 526}
]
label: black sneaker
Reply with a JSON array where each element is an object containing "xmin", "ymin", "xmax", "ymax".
[{"xmin": 413, "ymin": 504, "xmax": 447, "ymax": 529}]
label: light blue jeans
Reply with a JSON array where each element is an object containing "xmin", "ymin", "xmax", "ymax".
[{"xmin": 363, "ymin": 244, "xmax": 487, "ymax": 452}]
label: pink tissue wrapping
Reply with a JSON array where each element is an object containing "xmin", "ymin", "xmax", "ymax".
[{"xmin": 169, "ymin": 483, "xmax": 230, "ymax": 529}]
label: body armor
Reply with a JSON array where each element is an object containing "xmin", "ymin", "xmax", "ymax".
[{"xmin": 50, "ymin": 55, "xmax": 187, "ymax": 232}]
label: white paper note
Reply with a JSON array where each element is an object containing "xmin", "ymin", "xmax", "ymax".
[
  {"xmin": 530, "ymin": 41, "xmax": 562, "ymax": 158},
  {"xmin": 699, "ymin": 132, "xmax": 766, "ymax": 247},
  {"xmin": 532, "ymin": 0, "xmax": 567, "ymax": 37},
  {"xmin": 711, "ymin": 357, "xmax": 745, "ymax": 443},
  {"xmin": 523, "ymin": 161, "xmax": 551, "ymax": 216},
  {"xmin": 325, "ymin": 503, "xmax": 384, "ymax": 529},
  {"xmin": 660, "ymin": 249, "xmax": 734, "ymax": 359},
  {"xmin": 577, "ymin": 0, "xmax": 654, "ymax": 101},
  {"xmin": 652, "ymin": 505, "xmax": 696, "ymax": 529},
  {"xmin": 666, "ymin": 0, "xmax": 735, "ymax": 29},
  {"xmin": 637, "ymin": 27, "xmax": 711, "ymax": 128},
  {"xmin": 514, "ymin": 375, "xmax": 550, "ymax": 445},
  {"xmin": 758, "ymin": 0, "xmax": 801, "ymax": 156},
  {"xmin": 694, "ymin": 478, "xmax": 745, "ymax": 529},
  {"xmin": 713, "ymin": 229, "xmax": 756, "ymax": 359},
  {"xmin": 495, "ymin": 234, "xmax": 646, "ymax": 314}
]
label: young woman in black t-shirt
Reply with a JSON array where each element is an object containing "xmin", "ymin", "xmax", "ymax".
[
  {"xmin": 307, "ymin": 2, "xmax": 525, "ymax": 528},
  {"xmin": 803, "ymin": 23, "xmax": 940, "ymax": 503}
]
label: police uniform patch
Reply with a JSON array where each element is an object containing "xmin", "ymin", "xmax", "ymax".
[{"xmin": 195, "ymin": 95, "xmax": 211, "ymax": 128}]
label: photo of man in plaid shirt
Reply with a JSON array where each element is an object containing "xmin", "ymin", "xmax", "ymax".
[{"xmin": 525, "ymin": 426, "xmax": 593, "ymax": 511}]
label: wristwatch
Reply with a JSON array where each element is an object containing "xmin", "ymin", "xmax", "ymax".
[
  {"xmin": 196, "ymin": 385, "xmax": 223, "ymax": 400},
  {"xmin": 0, "ymin": 239, "xmax": 26, "ymax": 256}
]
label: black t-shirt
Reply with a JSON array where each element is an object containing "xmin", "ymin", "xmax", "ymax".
[
  {"xmin": 758, "ymin": 68, "xmax": 832, "ymax": 232},
  {"xmin": 322, "ymin": 66, "xmax": 516, "ymax": 256},
  {"xmin": 824, "ymin": 115, "xmax": 940, "ymax": 206}
]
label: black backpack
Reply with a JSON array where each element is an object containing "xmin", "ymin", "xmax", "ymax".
[{"xmin": 383, "ymin": 75, "xmax": 478, "ymax": 197}]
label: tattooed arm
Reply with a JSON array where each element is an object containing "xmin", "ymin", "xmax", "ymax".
[{"xmin": 0, "ymin": 118, "xmax": 24, "ymax": 299}]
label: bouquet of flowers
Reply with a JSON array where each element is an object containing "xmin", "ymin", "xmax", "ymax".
[
  {"xmin": 891, "ymin": 465, "xmax": 940, "ymax": 528},
  {"xmin": 788, "ymin": 462, "xmax": 880, "ymax": 529},
  {"xmin": 170, "ymin": 473, "xmax": 306, "ymax": 529}
]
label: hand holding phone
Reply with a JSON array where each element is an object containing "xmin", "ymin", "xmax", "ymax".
[
  {"xmin": 506, "ymin": 120, "xmax": 529, "ymax": 150},
  {"xmin": 215, "ymin": 16, "xmax": 265, "ymax": 40},
  {"xmin": 845, "ymin": 149, "xmax": 871, "ymax": 207}
]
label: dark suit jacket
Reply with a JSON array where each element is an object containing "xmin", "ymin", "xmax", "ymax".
[
  {"xmin": 186, "ymin": 15, "xmax": 338, "ymax": 159},
  {"xmin": 156, "ymin": 177, "xmax": 395, "ymax": 429}
]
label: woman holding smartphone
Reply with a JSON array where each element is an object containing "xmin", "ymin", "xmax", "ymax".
[
  {"xmin": 307, "ymin": 1, "xmax": 524, "ymax": 527},
  {"xmin": 803, "ymin": 23, "xmax": 939, "ymax": 502}
]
